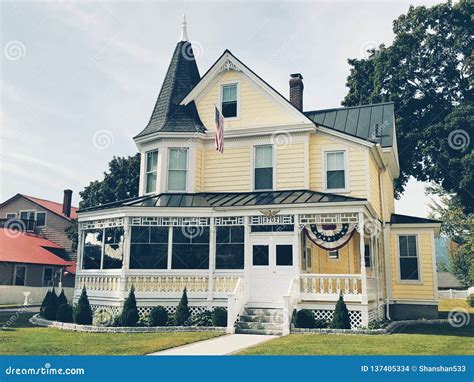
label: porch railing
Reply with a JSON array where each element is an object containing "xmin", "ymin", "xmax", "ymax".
[
  {"xmin": 226, "ymin": 278, "xmax": 247, "ymax": 334},
  {"xmin": 76, "ymin": 274, "xmax": 121, "ymax": 292},
  {"xmin": 300, "ymin": 274, "xmax": 363, "ymax": 302},
  {"xmin": 282, "ymin": 277, "xmax": 300, "ymax": 335}
]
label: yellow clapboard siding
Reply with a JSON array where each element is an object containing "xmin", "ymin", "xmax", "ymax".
[
  {"xmin": 195, "ymin": 148, "xmax": 203, "ymax": 192},
  {"xmin": 276, "ymin": 143, "xmax": 305, "ymax": 189},
  {"xmin": 310, "ymin": 234, "xmax": 361, "ymax": 274},
  {"xmin": 369, "ymin": 153, "xmax": 381, "ymax": 218},
  {"xmin": 390, "ymin": 232, "xmax": 436, "ymax": 301}
]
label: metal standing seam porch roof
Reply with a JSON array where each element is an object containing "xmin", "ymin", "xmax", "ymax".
[{"xmin": 79, "ymin": 190, "xmax": 366, "ymax": 213}]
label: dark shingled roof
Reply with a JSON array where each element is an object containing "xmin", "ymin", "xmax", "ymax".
[
  {"xmin": 135, "ymin": 41, "xmax": 205, "ymax": 138},
  {"xmin": 390, "ymin": 213, "xmax": 441, "ymax": 225},
  {"xmin": 305, "ymin": 102, "xmax": 395, "ymax": 147},
  {"xmin": 79, "ymin": 190, "xmax": 366, "ymax": 213}
]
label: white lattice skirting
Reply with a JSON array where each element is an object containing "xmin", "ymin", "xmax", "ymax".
[
  {"xmin": 310, "ymin": 309, "xmax": 362, "ymax": 329},
  {"xmin": 368, "ymin": 304, "xmax": 385, "ymax": 323}
]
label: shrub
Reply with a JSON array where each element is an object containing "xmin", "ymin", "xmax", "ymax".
[
  {"xmin": 331, "ymin": 293, "xmax": 351, "ymax": 329},
  {"xmin": 167, "ymin": 313, "xmax": 176, "ymax": 326},
  {"xmin": 57, "ymin": 289, "xmax": 68, "ymax": 306},
  {"xmin": 468, "ymin": 294, "xmax": 474, "ymax": 308},
  {"xmin": 40, "ymin": 290, "xmax": 51, "ymax": 317},
  {"xmin": 43, "ymin": 288, "xmax": 59, "ymax": 320},
  {"xmin": 56, "ymin": 303, "xmax": 73, "ymax": 323},
  {"xmin": 73, "ymin": 287, "xmax": 93, "ymax": 325},
  {"xmin": 190, "ymin": 310, "xmax": 213, "ymax": 326},
  {"xmin": 314, "ymin": 319, "xmax": 330, "ymax": 329},
  {"xmin": 295, "ymin": 309, "xmax": 316, "ymax": 328},
  {"xmin": 149, "ymin": 306, "xmax": 169, "ymax": 326},
  {"xmin": 368, "ymin": 320, "xmax": 388, "ymax": 330},
  {"xmin": 120, "ymin": 286, "xmax": 140, "ymax": 327},
  {"xmin": 175, "ymin": 288, "xmax": 190, "ymax": 326},
  {"xmin": 212, "ymin": 307, "xmax": 228, "ymax": 327}
]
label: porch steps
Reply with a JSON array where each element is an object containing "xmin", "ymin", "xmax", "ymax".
[{"xmin": 235, "ymin": 307, "xmax": 284, "ymax": 335}]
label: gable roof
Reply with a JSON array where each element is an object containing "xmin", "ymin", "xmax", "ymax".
[
  {"xmin": 79, "ymin": 189, "xmax": 365, "ymax": 213},
  {"xmin": 134, "ymin": 41, "xmax": 205, "ymax": 138},
  {"xmin": 0, "ymin": 228, "xmax": 70, "ymax": 266},
  {"xmin": 390, "ymin": 213, "xmax": 441, "ymax": 225},
  {"xmin": 437, "ymin": 271, "xmax": 463, "ymax": 289},
  {"xmin": 305, "ymin": 102, "xmax": 395, "ymax": 147},
  {"xmin": 1, "ymin": 194, "xmax": 78, "ymax": 220}
]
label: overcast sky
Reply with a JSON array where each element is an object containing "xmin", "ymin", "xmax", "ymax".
[{"xmin": 1, "ymin": 0, "xmax": 440, "ymax": 216}]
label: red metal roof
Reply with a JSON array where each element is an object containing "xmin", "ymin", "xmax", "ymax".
[
  {"xmin": 23, "ymin": 195, "xmax": 78, "ymax": 220},
  {"xmin": 0, "ymin": 228, "xmax": 71, "ymax": 266}
]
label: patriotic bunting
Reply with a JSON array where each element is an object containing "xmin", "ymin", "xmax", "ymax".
[{"xmin": 304, "ymin": 223, "xmax": 356, "ymax": 251}]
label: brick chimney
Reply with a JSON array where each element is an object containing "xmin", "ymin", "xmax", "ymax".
[
  {"xmin": 62, "ymin": 189, "xmax": 73, "ymax": 217},
  {"xmin": 289, "ymin": 73, "xmax": 304, "ymax": 111}
]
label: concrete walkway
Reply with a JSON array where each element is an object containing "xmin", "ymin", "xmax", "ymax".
[{"xmin": 149, "ymin": 334, "xmax": 277, "ymax": 355}]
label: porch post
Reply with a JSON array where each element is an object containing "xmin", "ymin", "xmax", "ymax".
[
  {"xmin": 74, "ymin": 229, "xmax": 84, "ymax": 300},
  {"xmin": 358, "ymin": 212, "xmax": 369, "ymax": 327},
  {"xmin": 208, "ymin": 218, "xmax": 216, "ymax": 308},
  {"xmin": 119, "ymin": 217, "xmax": 131, "ymax": 302},
  {"xmin": 244, "ymin": 216, "xmax": 251, "ymax": 301}
]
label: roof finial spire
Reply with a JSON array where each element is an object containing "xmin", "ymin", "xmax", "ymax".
[{"xmin": 179, "ymin": 14, "xmax": 189, "ymax": 42}]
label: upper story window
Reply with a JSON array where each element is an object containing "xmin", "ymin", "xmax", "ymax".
[
  {"xmin": 20, "ymin": 211, "xmax": 35, "ymax": 221},
  {"xmin": 36, "ymin": 212, "xmax": 46, "ymax": 227},
  {"xmin": 325, "ymin": 151, "xmax": 346, "ymax": 190},
  {"xmin": 254, "ymin": 145, "xmax": 273, "ymax": 191},
  {"xmin": 6, "ymin": 213, "xmax": 16, "ymax": 219},
  {"xmin": 168, "ymin": 148, "xmax": 188, "ymax": 192},
  {"xmin": 145, "ymin": 150, "xmax": 158, "ymax": 194},
  {"xmin": 364, "ymin": 243, "xmax": 371, "ymax": 268},
  {"xmin": 398, "ymin": 235, "xmax": 419, "ymax": 281},
  {"xmin": 221, "ymin": 83, "xmax": 238, "ymax": 118}
]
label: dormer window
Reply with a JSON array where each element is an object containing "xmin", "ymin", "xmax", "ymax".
[
  {"xmin": 168, "ymin": 148, "xmax": 188, "ymax": 192},
  {"xmin": 145, "ymin": 150, "xmax": 158, "ymax": 194},
  {"xmin": 221, "ymin": 83, "xmax": 238, "ymax": 118}
]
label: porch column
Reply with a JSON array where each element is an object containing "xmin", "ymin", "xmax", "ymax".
[
  {"xmin": 119, "ymin": 217, "xmax": 131, "ymax": 301},
  {"xmin": 208, "ymin": 218, "xmax": 216, "ymax": 307},
  {"xmin": 358, "ymin": 212, "xmax": 369, "ymax": 327},
  {"xmin": 294, "ymin": 216, "xmax": 302, "ymax": 272},
  {"xmin": 74, "ymin": 229, "xmax": 84, "ymax": 300},
  {"xmin": 244, "ymin": 216, "xmax": 251, "ymax": 301}
]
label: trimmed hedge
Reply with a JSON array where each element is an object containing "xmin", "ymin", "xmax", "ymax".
[
  {"xmin": 56, "ymin": 303, "xmax": 73, "ymax": 323},
  {"xmin": 73, "ymin": 287, "xmax": 93, "ymax": 325},
  {"xmin": 212, "ymin": 307, "xmax": 227, "ymax": 327},
  {"xmin": 43, "ymin": 289, "xmax": 58, "ymax": 320},
  {"xmin": 332, "ymin": 294, "xmax": 351, "ymax": 329},
  {"xmin": 149, "ymin": 306, "xmax": 168, "ymax": 326},
  {"xmin": 175, "ymin": 288, "xmax": 190, "ymax": 326},
  {"xmin": 295, "ymin": 309, "xmax": 316, "ymax": 328},
  {"xmin": 120, "ymin": 286, "xmax": 139, "ymax": 327}
]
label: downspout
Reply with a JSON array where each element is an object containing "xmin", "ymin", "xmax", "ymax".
[{"xmin": 379, "ymin": 169, "xmax": 392, "ymax": 320}]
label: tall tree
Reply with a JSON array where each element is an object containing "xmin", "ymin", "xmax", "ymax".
[{"xmin": 343, "ymin": 0, "xmax": 473, "ymax": 213}]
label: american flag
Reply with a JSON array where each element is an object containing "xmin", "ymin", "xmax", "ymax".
[{"xmin": 214, "ymin": 106, "xmax": 224, "ymax": 153}]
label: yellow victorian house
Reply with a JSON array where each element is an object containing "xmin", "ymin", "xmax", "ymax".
[{"xmin": 74, "ymin": 19, "xmax": 441, "ymax": 334}]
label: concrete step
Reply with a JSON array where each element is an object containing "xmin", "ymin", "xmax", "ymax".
[
  {"xmin": 239, "ymin": 314, "xmax": 284, "ymax": 323},
  {"xmin": 235, "ymin": 328, "xmax": 283, "ymax": 336},
  {"xmin": 244, "ymin": 308, "xmax": 283, "ymax": 317},
  {"xmin": 236, "ymin": 321, "xmax": 283, "ymax": 331}
]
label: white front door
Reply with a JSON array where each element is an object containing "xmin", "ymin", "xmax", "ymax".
[{"xmin": 249, "ymin": 234, "xmax": 297, "ymax": 305}]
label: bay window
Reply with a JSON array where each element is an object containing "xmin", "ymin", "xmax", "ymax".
[
  {"xmin": 145, "ymin": 150, "xmax": 158, "ymax": 194},
  {"xmin": 168, "ymin": 148, "xmax": 188, "ymax": 192}
]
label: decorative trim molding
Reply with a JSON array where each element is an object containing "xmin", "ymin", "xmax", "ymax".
[{"xmin": 219, "ymin": 58, "xmax": 241, "ymax": 73}]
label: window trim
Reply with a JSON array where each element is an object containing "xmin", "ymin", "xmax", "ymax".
[
  {"xmin": 166, "ymin": 147, "xmax": 189, "ymax": 192},
  {"xmin": 327, "ymin": 250, "xmax": 339, "ymax": 261},
  {"xmin": 13, "ymin": 264, "xmax": 27, "ymax": 286},
  {"xmin": 144, "ymin": 149, "xmax": 159, "ymax": 195},
  {"xmin": 42, "ymin": 267, "xmax": 54, "ymax": 287},
  {"xmin": 219, "ymin": 81, "xmax": 240, "ymax": 120},
  {"xmin": 252, "ymin": 144, "xmax": 275, "ymax": 191},
  {"xmin": 5, "ymin": 213, "xmax": 16, "ymax": 219},
  {"xmin": 36, "ymin": 211, "xmax": 47, "ymax": 227},
  {"xmin": 19, "ymin": 210, "xmax": 36, "ymax": 220},
  {"xmin": 396, "ymin": 234, "xmax": 422, "ymax": 284},
  {"xmin": 364, "ymin": 243, "xmax": 372, "ymax": 269},
  {"xmin": 323, "ymin": 150, "xmax": 349, "ymax": 193}
]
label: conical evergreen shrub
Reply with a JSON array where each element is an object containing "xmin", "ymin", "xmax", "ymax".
[
  {"xmin": 57, "ymin": 289, "xmax": 68, "ymax": 306},
  {"xmin": 175, "ymin": 287, "xmax": 190, "ymax": 326},
  {"xmin": 43, "ymin": 288, "xmax": 58, "ymax": 320},
  {"xmin": 40, "ymin": 290, "xmax": 51, "ymax": 317},
  {"xmin": 120, "ymin": 286, "xmax": 139, "ymax": 327},
  {"xmin": 331, "ymin": 293, "xmax": 351, "ymax": 329},
  {"xmin": 56, "ymin": 303, "xmax": 73, "ymax": 323},
  {"xmin": 73, "ymin": 287, "xmax": 93, "ymax": 325}
]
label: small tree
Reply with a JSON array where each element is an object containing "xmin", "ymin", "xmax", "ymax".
[
  {"xmin": 40, "ymin": 290, "xmax": 51, "ymax": 317},
  {"xmin": 120, "ymin": 286, "xmax": 139, "ymax": 327},
  {"xmin": 57, "ymin": 289, "xmax": 68, "ymax": 306},
  {"xmin": 175, "ymin": 288, "xmax": 190, "ymax": 326},
  {"xmin": 73, "ymin": 287, "xmax": 93, "ymax": 325},
  {"xmin": 56, "ymin": 304, "xmax": 73, "ymax": 323},
  {"xmin": 331, "ymin": 293, "xmax": 351, "ymax": 329},
  {"xmin": 43, "ymin": 288, "xmax": 58, "ymax": 320},
  {"xmin": 149, "ymin": 306, "xmax": 168, "ymax": 326}
]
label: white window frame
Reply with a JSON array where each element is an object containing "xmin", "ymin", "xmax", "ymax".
[
  {"xmin": 5, "ymin": 213, "xmax": 16, "ymax": 219},
  {"xmin": 19, "ymin": 210, "xmax": 36, "ymax": 220},
  {"xmin": 13, "ymin": 264, "xmax": 27, "ymax": 286},
  {"xmin": 328, "ymin": 250, "xmax": 339, "ymax": 261},
  {"xmin": 36, "ymin": 211, "xmax": 47, "ymax": 227},
  {"xmin": 396, "ymin": 234, "xmax": 422, "ymax": 284},
  {"xmin": 364, "ymin": 243, "xmax": 372, "ymax": 269},
  {"xmin": 166, "ymin": 147, "xmax": 189, "ymax": 192},
  {"xmin": 219, "ymin": 81, "xmax": 240, "ymax": 120},
  {"xmin": 323, "ymin": 150, "xmax": 349, "ymax": 193},
  {"xmin": 144, "ymin": 149, "xmax": 159, "ymax": 195},
  {"xmin": 42, "ymin": 267, "xmax": 54, "ymax": 287},
  {"xmin": 253, "ymin": 144, "xmax": 275, "ymax": 191}
]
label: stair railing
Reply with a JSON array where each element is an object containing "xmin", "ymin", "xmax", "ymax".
[
  {"xmin": 282, "ymin": 276, "xmax": 300, "ymax": 335},
  {"xmin": 226, "ymin": 277, "xmax": 247, "ymax": 334}
]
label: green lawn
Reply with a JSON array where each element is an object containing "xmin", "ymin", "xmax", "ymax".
[{"xmin": 0, "ymin": 312, "xmax": 222, "ymax": 355}]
